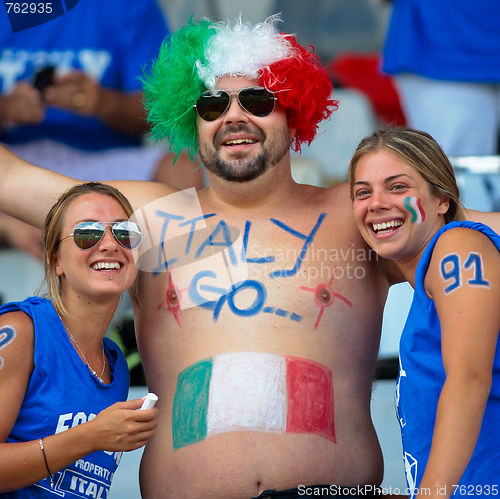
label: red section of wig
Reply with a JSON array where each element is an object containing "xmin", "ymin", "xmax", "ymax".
[{"xmin": 260, "ymin": 35, "xmax": 338, "ymax": 152}]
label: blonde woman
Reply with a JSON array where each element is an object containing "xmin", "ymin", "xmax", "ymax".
[{"xmin": 0, "ymin": 182, "xmax": 157, "ymax": 496}]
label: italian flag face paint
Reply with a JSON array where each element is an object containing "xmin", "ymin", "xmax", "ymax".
[
  {"xmin": 172, "ymin": 352, "xmax": 335, "ymax": 450},
  {"xmin": 404, "ymin": 196, "xmax": 426, "ymax": 224}
]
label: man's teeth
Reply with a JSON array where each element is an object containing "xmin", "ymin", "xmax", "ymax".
[
  {"xmin": 372, "ymin": 220, "xmax": 403, "ymax": 233},
  {"xmin": 92, "ymin": 262, "xmax": 121, "ymax": 270},
  {"xmin": 225, "ymin": 138, "xmax": 256, "ymax": 145}
]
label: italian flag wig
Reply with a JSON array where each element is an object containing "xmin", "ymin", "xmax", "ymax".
[{"xmin": 142, "ymin": 15, "xmax": 337, "ymax": 159}]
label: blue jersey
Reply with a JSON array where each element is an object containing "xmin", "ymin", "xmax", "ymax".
[
  {"xmin": 382, "ymin": 0, "xmax": 500, "ymax": 82},
  {"xmin": 0, "ymin": 0, "xmax": 168, "ymax": 150},
  {"xmin": 0, "ymin": 297, "xmax": 129, "ymax": 498},
  {"xmin": 396, "ymin": 221, "xmax": 500, "ymax": 497}
]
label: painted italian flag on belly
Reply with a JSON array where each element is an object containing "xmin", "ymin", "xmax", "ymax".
[{"xmin": 172, "ymin": 352, "xmax": 335, "ymax": 450}]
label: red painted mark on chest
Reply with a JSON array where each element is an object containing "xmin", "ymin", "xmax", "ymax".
[
  {"xmin": 299, "ymin": 266, "xmax": 352, "ymax": 328},
  {"xmin": 157, "ymin": 274, "xmax": 186, "ymax": 327}
]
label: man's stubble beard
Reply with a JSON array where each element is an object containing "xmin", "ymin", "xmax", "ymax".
[{"xmin": 198, "ymin": 125, "xmax": 291, "ymax": 183}]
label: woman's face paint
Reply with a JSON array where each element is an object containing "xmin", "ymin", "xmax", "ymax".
[{"xmin": 404, "ymin": 196, "xmax": 426, "ymax": 224}]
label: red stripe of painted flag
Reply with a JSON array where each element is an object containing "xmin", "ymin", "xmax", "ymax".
[
  {"xmin": 416, "ymin": 198, "xmax": 426, "ymax": 222},
  {"xmin": 285, "ymin": 356, "xmax": 336, "ymax": 443}
]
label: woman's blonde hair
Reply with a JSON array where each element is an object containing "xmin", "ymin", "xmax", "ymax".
[
  {"xmin": 348, "ymin": 127, "xmax": 465, "ymax": 223},
  {"xmin": 42, "ymin": 182, "xmax": 136, "ymax": 316}
]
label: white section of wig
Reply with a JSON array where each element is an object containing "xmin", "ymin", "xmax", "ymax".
[{"xmin": 196, "ymin": 14, "xmax": 294, "ymax": 90}]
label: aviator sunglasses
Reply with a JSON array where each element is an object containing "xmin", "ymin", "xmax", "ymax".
[
  {"xmin": 194, "ymin": 86, "xmax": 277, "ymax": 121},
  {"xmin": 59, "ymin": 221, "xmax": 142, "ymax": 250}
]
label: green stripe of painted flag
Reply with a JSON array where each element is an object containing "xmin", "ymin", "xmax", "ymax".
[
  {"xmin": 172, "ymin": 358, "xmax": 213, "ymax": 449},
  {"xmin": 404, "ymin": 196, "xmax": 417, "ymax": 222}
]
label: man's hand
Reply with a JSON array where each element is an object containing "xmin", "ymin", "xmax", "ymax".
[
  {"xmin": 43, "ymin": 71, "xmax": 101, "ymax": 117},
  {"xmin": 0, "ymin": 82, "xmax": 45, "ymax": 126},
  {"xmin": 43, "ymin": 70, "xmax": 149, "ymax": 135}
]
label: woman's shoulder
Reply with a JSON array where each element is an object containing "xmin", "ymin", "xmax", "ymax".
[
  {"xmin": 417, "ymin": 222, "xmax": 497, "ymax": 281},
  {"xmin": 432, "ymin": 223, "xmax": 499, "ymax": 256},
  {"xmin": 0, "ymin": 296, "xmax": 52, "ymax": 314},
  {"xmin": 0, "ymin": 309, "xmax": 34, "ymax": 371},
  {"xmin": 0, "ymin": 309, "xmax": 34, "ymax": 331},
  {"xmin": 424, "ymin": 223, "xmax": 499, "ymax": 299},
  {"xmin": 0, "ymin": 297, "xmax": 54, "ymax": 352}
]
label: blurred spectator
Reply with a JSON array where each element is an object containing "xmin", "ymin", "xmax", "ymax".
[
  {"xmin": 382, "ymin": 0, "xmax": 500, "ymax": 157},
  {"xmin": 0, "ymin": 0, "xmax": 203, "ymax": 258}
]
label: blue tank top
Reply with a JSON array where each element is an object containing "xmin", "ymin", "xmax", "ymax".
[
  {"xmin": 0, "ymin": 297, "xmax": 129, "ymax": 498},
  {"xmin": 396, "ymin": 221, "xmax": 500, "ymax": 497}
]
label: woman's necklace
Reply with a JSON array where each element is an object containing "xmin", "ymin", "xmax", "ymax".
[{"xmin": 60, "ymin": 318, "xmax": 106, "ymax": 383}]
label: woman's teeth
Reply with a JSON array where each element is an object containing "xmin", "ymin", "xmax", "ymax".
[{"xmin": 372, "ymin": 220, "xmax": 403, "ymax": 233}]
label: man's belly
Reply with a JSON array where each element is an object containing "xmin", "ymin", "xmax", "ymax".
[
  {"xmin": 140, "ymin": 415, "xmax": 383, "ymax": 499},
  {"xmin": 135, "ymin": 256, "xmax": 386, "ymax": 498},
  {"xmin": 138, "ymin": 346, "xmax": 383, "ymax": 499}
]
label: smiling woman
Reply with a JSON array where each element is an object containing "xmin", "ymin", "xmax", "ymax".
[
  {"xmin": 348, "ymin": 128, "xmax": 500, "ymax": 498},
  {"xmin": 0, "ymin": 182, "xmax": 158, "ymax": 497}
]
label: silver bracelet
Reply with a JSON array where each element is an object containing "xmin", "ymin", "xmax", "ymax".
[{"xmin": 39, "ymin": 438, "xmax": 54, "ymax": 489}]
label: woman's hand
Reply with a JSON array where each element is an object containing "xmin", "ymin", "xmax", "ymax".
[{"xmin": 86, "ymin": 398, "xmax": 159, "ymax": 452}]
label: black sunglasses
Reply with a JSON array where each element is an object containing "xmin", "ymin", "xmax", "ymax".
[
  {"xmin": 59, "ymin": 221, "xmax": 142, "ymax": 250},
  {"xmin": 194, "ymin": 86, "xmax": 277, "ymax": 121}
]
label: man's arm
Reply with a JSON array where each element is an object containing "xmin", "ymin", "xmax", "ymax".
[
  {"xmin": 0, "ymin": 146, "xmax": 77, "ymax": 227},
  {"xmin": 0, "ymin": 145, "xmax": 177, "ymax": 228}
]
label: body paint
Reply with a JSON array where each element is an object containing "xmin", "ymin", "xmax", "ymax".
[
  {"xmin": 195, "ymin": 220, "xmax": 238, "ymax": 266},
  {"xmin": 172, "ymin": 352, "xmax": 336, "ymax": 450},
  {"xmin": 404, "ymin": 196, "xmax": 426, "ymax": 224},
  {"xmin": 157, "ymin": 274, "xmax": 183, "ymax": 327},
  {"xmin": 189, "ymin": 274, "xmax": 303, "ymax": 324},
  {"xmin": 269, "ymin": 213, "xmax": 326, "ymax": 278},
  {"xmin": 440, "ymin": 253, "xmax": 461, "ymax": 294},
  {"xmin": 152, "ymin": 210, "xmax": 184, "ymax": 275},
  {"xmin": 133, "ymin": 196, "xmax": 329, "ymax": 322},
  {"xmin": 440, "ymin": 251, "xmax": 491, "ymax": 295},
  {"xmin": 0, "ymin": 325, "xmax": 16, "ymax": 369},
  {"xmin": 464, "ymin": 252, "xmax": 491, "ymax": 288},
  {"xmin": 300, "ymin": 269, "xmax": 352, "ymax": 329}
]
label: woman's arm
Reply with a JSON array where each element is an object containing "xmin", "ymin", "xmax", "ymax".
[
  {"xmin": 419, "ymin": 228, "xmax": 500, "ymax": 497},
  {"xmin": 0, "ymin": 311, "xmax": 158, "ymax": 493}
]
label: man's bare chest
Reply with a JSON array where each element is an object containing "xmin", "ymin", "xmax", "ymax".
[{"xmin": 134, "ymin": 205, "xmax": 379, "ymax": 333}]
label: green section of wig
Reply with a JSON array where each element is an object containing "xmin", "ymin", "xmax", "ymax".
[{"xmin": 142, "ymin": 19, "xmax": 216, "ymax": 158}]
